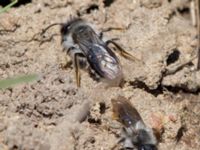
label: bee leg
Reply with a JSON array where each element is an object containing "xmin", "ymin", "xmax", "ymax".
[
  {"xmin": 74, "ymin": 53, "xmax": 82, "ymax": 87},
  {"xmin": 99, "ymin": 27, "xmax": 124, "ymax": 39},
  {"xmin": 111, "ymin": 137, "xmax": 125, "ymax": 150},
  {"xmin": 106, "ymin": 40, "xmax": 142, "ymax": 62},
  {"xmin": 99, "ymin": 31, "xmax": 103, "ymax": 40}
]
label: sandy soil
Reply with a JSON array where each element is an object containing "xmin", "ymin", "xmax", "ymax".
[{"xmin": 0, "ymin": 0, "xmax": 200, "ymax": 150}]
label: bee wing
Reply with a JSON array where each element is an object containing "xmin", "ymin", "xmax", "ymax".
[
  {"xmin": 111, "ymin": 96, "xmax": 144, "ymax": 127},
  {"xmin": 75, "ymin": 27, "xmax": 122, "ymax": 80},
  {"xmin": 87, "ymin": 44, "xmax": 122, "ymax": 80}
]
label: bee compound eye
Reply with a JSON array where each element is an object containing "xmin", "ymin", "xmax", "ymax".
[
  {"xmin": 61, "ymin": 24, "xmax": 71, "ymax": 35},
  {"xmin": 67, "ymin": 25, "xmax": 71, "ymax": 30}
]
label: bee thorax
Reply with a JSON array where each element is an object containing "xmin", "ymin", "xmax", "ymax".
[{"xmin": 137, "ymin": 128, "xmax": 157, "ymax": 145}]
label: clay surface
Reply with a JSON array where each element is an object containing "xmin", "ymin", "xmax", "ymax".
[{"xmin": 0, "ymin": 0, "xmax": 200, "ymax": 150}]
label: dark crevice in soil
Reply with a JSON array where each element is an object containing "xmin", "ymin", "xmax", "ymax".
[
  {"xmin": 15, "ymin": 0, "xmax": 32, "ymax": 7},
  {"xmin": 177, "ymin": 7, "xmax": 190, "ymax": 15},
  {"xmin": 130, "ymin": 80, "xmax": 163, "ymax": 97},
  {"xmin": 86, "ymin": 4, "xmax": 99, "ymax": 14},
  {"xmin": 175, "ymin": 125, "xmax": 187, "ymax": 143},
  {"xmin": 77, "ymin": 11, "xmax": 81, "ymax": 17},
  {"xmin": 162, "ymin": 85, "xmax": 200, "ymax": 94},
  {"xmin": 99, "ymin": 102, "xmax": 106, "ymax": 114},
  {"xmin": 166, "ymin": 10, "xmax": 176, "ymax": 23},
  {"xmin": 12, "ymin": 145, "xmax": 18, "ymax": 150},
  {"xmin": 0, "ymin": 0, "xmax": 32, "ymax": 7},
  {"xmin": 88, "ymin": 118, "xmax": 101, "ymax": 125},
  {"xmin": 166, "ymin": 49, "xmax": 180, "ymax": 66},
  {"xmin": 130, "ymin": 79, "xmax": 200, "ymax": 97},
  {"xmin": 103, "ymin": 0, "xmax": 115, "ymax": 7},
  {"xmin": 177, "ymin": 6, "xmax": 190, "ymax": 19}
]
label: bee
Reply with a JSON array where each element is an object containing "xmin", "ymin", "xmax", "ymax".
[
  {"xmin": 60, "ymin": 18, "xmax": 139, "ymax": 87},
  {"xmin": 111, "ymin": 96, "xmax": 157, "ymax": 150}
]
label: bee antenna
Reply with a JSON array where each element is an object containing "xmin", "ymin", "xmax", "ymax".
[{"xmin": 41, "ymin": 23, "xmax": 64, "ymax": 35}]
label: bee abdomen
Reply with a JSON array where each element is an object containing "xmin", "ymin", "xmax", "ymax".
[{"xmin": 87, "ymin": 44, "xmax": 123, "ymax": 85}]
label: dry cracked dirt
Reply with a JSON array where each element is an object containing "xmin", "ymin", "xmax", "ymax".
[{"xmin": 0, "ymin": 0, "xmax": 200, "ymax": 150}]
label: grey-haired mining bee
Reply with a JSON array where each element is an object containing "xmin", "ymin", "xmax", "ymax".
[
  {"xmin": 111, "ymin": 96, "xmax": 157, "ymax": 150},
  {"xmin": 60, "ymin": 18, "xmax": 139, "ymax": 87}
]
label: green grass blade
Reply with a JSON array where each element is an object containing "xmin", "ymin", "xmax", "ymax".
[
  {"xmin": 0, "ymin": 74, "xmax": 39, "ymax": 89},
  {"xmin": 0, "ymin": 0, "xmax": 18, "ymax": 14}
]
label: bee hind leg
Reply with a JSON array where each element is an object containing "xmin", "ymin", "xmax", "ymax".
[{"xmin": 106, "ymin": 40, "xmax": 142, "ymax": 63}]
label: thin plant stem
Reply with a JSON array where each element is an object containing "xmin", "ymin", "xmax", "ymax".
[
  {"xmin": 0, "ymin": 0, "xmax": 18, "ymax": 14},
  {"xmin": 0, "ymin": 74, "xmax": 39, "ymax": 89},
  {"xmin": 196, "ymin": 0, "xmax": 200, "ymax": 69}
]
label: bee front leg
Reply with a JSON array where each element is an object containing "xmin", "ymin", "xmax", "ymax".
[
  {"xmin": 74, "ymin": 53, "xmax": 82, "ymax": 87},
  {"xmin": 106, "ymin": 40, "xmax": 142, "ymax": 62},
  {"xmin": 111, "ymin": 137, "xmax": 125, "ymax": 150}
]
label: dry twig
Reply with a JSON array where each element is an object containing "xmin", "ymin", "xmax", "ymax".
[{"xmin": 196, "ymin": 0, "xmax": 200, "ymax": 69}]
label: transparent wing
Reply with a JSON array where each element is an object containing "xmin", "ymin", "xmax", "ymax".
[
  {"xmin": 112, "ymin": 96, "xmax": 144, "ymax": 127},
  {"xmin": 73, "ymin": 26, "xmax": 122, "ymax": 80},
  {"xmin": 87, "ymin": 44, "xmax": 122, "ymax": 80}
]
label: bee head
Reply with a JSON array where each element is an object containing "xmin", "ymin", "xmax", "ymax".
[
  {"xmin": 135, "ymin": 129, "xmax": 157, "ymax": 150},
  {"xmin": 60, "ymin": 18, "xmax": 84, "ymax": 35}
]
